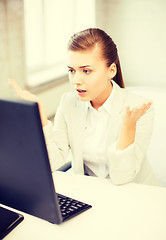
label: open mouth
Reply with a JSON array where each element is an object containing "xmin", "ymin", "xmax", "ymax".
[
  {"xmin": 76, "ymin": 89, "xmax": 87, "ymax": 96},
  {"xmin": 77, "ymin": 89, "xmax": 86, "ymax": 93}
]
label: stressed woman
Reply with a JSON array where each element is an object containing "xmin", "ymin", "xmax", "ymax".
[{"xmin": 9, "ymin": 28, "xmax": 159, "ymax": 185}]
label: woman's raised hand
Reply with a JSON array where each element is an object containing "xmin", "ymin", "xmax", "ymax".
[
  {"xmin": 124, "ymin": 102, "xmax": 152, "ymax": 127},
  {"xmin": 8, "ymin": 79, "xmax": 48, "ymax": 127},
  {"xmin": 8, "ymin": 79, "xmax": 39, "ymax": 102}
]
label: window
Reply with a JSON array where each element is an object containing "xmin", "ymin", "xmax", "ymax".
[{"xmin": 24, "ymin": 0, "xmax": 96, "ymax": 88}]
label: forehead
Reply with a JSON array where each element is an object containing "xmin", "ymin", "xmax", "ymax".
[{"xmin": 67, "ymin": 45, "xmax": 104, "ymax": 67}]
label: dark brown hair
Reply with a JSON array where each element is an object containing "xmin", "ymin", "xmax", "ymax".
[{"xmin": 67, "ymin": 28, "xmax": 125, "ymax": 88}]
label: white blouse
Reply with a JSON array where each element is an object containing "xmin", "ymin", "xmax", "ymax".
[{"xmin": 83, "ymin": 90, "xmax": 115, "ymax": 179}]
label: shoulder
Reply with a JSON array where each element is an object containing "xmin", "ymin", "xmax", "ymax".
[
  {"xmin": 124, "ymin": 87, "xmax": 152, "ymax": 107},
  {"xmin": 60, "ymin": 91, "xmax": 78, "ymax": 103},
  {"xmin": 112, "ymin": 82, "xmax": 154, "ymax": 116},
  {"xmin": 59, "ymin": 91, "xmax": 81, "ymax": 110},
  {"xmin": 112, "ymin": 81, "xmax": 152, "ymax": 110}
]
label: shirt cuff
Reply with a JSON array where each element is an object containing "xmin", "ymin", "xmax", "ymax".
[
  {"xmin": 43, "ymin": 120, "xmax": 53, "ymax": 139},
  {"xmin": 107, "ymin": 141, "xmax": 136, "ymax": 171},
  {"xmin": 110, "ymin": 141, "xmax": 135, "ymax": 155}
]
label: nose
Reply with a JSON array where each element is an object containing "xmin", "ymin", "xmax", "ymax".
[{"xmin": 72, "ymin": 72, "xmax": 83, "ymax": 85}]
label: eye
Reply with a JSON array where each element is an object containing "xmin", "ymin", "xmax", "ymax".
[
  {"xmin": 68, "ymin": 68, "xmax": 75, "ymax": 74},
  {"xmin": 83, "ymin": 69, "xmax": 91, "ymax": 74}
]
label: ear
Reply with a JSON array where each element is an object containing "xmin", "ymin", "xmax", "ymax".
[{"xmin": 109, "ymin": 63, "xmax": 117, "ymax": 78}]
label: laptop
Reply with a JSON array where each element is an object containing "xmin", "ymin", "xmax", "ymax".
[
  {"xmin": 0, "ymin": 98, "xmax": 92, "ymax": 224},
  {"xmin": 0, "ymin": 206, "xmax": 24, "ymax": 239}
]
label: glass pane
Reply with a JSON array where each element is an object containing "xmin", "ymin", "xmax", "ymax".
[
  {"xmin": 24, "ymin": 0, "xmax": 96, "ymax": 87},
  {"xmin": 24, "ymin": 0, "xmax": 44, "ymax": 69}
]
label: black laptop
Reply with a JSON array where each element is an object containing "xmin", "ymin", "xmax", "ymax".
[
  {"xmin": 0, "ymin": 98, "xmax": 91, "ymax": 224},
  {"xmin": 0, "ymin": 206, "xmax": 24, "ymax": 239}
]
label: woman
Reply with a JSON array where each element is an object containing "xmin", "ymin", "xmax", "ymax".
[{"xmin": 9, "ymin": 28, "xmax": 159, "ymax": 185}]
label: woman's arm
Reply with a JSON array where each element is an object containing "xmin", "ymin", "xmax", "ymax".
[{"xmin": 107, "ymin": 100, "xmax": 154, "ymax": 185}]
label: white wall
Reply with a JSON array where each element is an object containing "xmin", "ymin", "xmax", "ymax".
[
  {"xmin": 1, "ymin": 0, "xmax": 166, "ymax": 119},
  {"xmin": 0, "ymin": 0, "xmax": 25, "ymax": 96},
  {"xmin": 96, "ymin": 0, "xmax": 166, "ymax": 88}
]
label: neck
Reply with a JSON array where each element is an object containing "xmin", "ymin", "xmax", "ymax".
[{"xmin": 91, "ymin": 81, "xmax": 113, "ymax": 111}]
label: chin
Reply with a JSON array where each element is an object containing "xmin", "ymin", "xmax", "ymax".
[{"xmin": 79, "ymin": 97, "xmax": 89, "ymax": 102}]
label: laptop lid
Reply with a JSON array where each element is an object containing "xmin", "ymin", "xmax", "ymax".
[
  {"xmin": 0, "ymin": 206, "xmax": 24, "ymax": 239},
  {"xmin": 0, "ymin": 99, "xmax": 63, "ymax": 224}
]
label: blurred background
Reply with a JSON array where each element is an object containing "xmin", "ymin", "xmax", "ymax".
[{"xmin": 0, "ymin": 0, "xmax": 166, "ymax": 119}]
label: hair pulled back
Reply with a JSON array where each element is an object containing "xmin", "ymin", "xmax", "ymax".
[{"xmin": 67, "ymin": 28, "xmax": 125, "ymax": 88}]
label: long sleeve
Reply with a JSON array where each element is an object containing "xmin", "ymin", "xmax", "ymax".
[
  {"xmin": 43, "ymin": 95, "xmax": 70, "ymax": 172},
  {"xmin": 107, "ymin": 104, "xmax": 154, "ymax": 185}
]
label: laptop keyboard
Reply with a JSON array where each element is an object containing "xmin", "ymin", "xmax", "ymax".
[{"xmin": 57, "ymin": 193, "xmax": 92, "ymax": 221}]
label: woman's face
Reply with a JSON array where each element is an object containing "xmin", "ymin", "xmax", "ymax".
[{"xmin": 67, "ymin": 45, "xmax": 116, "ymax": 109}]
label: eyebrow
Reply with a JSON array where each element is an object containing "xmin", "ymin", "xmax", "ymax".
[{"xmin": 67, "ymin": 65, "xmax": 94, "ymax": 69}]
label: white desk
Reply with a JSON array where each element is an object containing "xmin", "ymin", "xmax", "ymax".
[{"xmin": 2, "ymin": 171, "xmax": 166, "ymax": 240}]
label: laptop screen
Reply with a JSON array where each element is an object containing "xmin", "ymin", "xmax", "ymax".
[{"xmin": 0, "ymin": 99, "xmax": 62, "ymax": 224}]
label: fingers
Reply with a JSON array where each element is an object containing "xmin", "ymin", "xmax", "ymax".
[
  {"xmin": 8, "ymin": 79, "xmax": 21, "ymax": 91},
  {"xmin": 144, "ymin": 101, "xmax": 152, "ymax": 111},
  {"xmin": 125, "ymin": 101, "xmax": 152, "ymax": 123},
  {"xmin": 126, "ymin": 106, "xmax": 132, "ymax": 114},
  {"xmin": 127, "ymin": 102, "xmax": 152, "ymax": 113},
  {"xmin": 8, "ymin": 79, "xmax": 39, "ymax": 102},
  {"xmin": 137, "ymin": 102, "xmax": 152, "ymax": 114},
  {"xmin": 8, "ymin": 79, "xmax": 23, "ymax": 97}
]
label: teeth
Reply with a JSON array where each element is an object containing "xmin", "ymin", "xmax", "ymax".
[{"xmin": 78, "ymin": 90, "xmax": 85, "ymax": 92}]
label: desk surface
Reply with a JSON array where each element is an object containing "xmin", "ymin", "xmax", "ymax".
[{"xmin": 2, "ymin": 171, "xmax": 166, "ymax": 240}]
